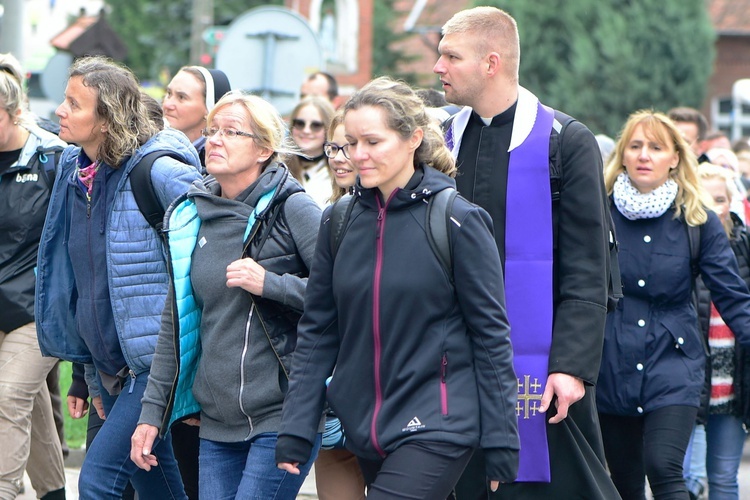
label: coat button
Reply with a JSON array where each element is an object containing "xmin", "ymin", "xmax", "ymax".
[
  {"xmin": 636, "ymin": 363, "xmax": 644, "ymax": 371},
  {"xmin": 677, "ymin": 337, "xmax": 684, "ymax": 345},
  {"xmin": 643, "ymin": 235, "xmax": 651, "ymax": 243},
  {"xmin": 638, "ymin": 319, "xmax": 645, "ymax": 327},
  {"xmin": 638, "ymin": 279, "xmax": 646, "ymax": 287},
  {"xmin": 637, "ymin": 406, "xmax": 644, "ymax": 413}
]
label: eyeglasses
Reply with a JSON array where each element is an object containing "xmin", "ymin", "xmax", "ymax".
[
  {"xmin": 323, "ymin": 141, "xmax": 350, "ymax": 159},
  {"xmin": 292, "ymin": 119, "xmax": 325, "ymax": 133},
  {"xmin": 201, "ymin": 127, "xmax": 257, "ymax": 139}
]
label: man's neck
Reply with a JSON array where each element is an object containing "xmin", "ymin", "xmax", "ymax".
[{"xmin": 472, "ymin": 83, "xmax": 518, "ymax": 118}]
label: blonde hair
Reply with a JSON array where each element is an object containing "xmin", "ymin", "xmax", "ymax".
[
  {"xmin": 343, "ymin": 76, "xmax": 456, "ymax": 177},
  {"xmin": 327, "ymin": 110, "xmax": 349, "ymax": 203},
  {"xmin": 442, "ymin": 7, "xmax": 520, "ymax": 83},
  {"xmin": 69, "ymin": 56, "xmax": 158, "ymax": 167},
  {"xmin": 207, "ymin": 91, "xmax": 296, "ymax": 169},
  {"xmin": 604, "ymin": 109, "xmax": 710, "ymax": 226},
  {"xmin": 286, "ymin": 95, "xmax": 336, "ymax": 181},
  {"xmin": 0, "ymin": 52, "xmax": 32, "ymax": 128},
  {"xmin": 698, "ymin": 162, "xmax": 739, "ymax": 236}
]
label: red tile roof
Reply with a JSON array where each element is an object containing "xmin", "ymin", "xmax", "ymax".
[
  {"xmin": 50, "ymin": 15, "xmax": 98, "ymax": 50},
  {"xmin": 709, "ymin": 0, "xmax": 750, "ymax": 35}
]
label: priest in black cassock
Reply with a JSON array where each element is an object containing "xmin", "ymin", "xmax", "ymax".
[{"xmin": 434, "ymin": 7, "xmax": 622, "ymax": 500}]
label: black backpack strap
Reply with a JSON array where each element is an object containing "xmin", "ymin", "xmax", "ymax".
[
  {"xmin": 426, "ymin": 188, "xmax": 458, "ymax": 284},
  {"xmin": 34, "ymin": 146, "xmax": 64, "ymax": 190},
  {"xmin": 130, "ymin": 151, "xmax": 185, "ymax": 232},
  {"xmin": 329, "ymin": 194, "xmax": 356, "ymax": 259}
]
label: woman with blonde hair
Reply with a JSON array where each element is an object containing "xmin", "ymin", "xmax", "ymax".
[
  {"xmin": 682, "ymin": 162, "xmax": 750, "ymax": 500},
  {"xmin": 596, "ymin": 110, "xmax": 750, "ymax": 499},
  {"xmin": 131, "ymin": 91, "xmax": 322, "ymax": 499},
  {"xmin": 285, "ymin": 95, "xmax": 336, "ymax": 207},
  {"xmin": 276, "ymin": 76, "xmax": 519, "ymax": 498},
  {"xmin": 0, "ymin": 52, "xmax": 67, "ymax": 500}
]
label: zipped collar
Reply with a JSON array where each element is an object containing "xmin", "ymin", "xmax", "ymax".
[{"xmin": 354, "ymin": 163, "xmax": 457, "ymax": 211}]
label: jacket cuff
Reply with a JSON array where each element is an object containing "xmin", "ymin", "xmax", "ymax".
[
  {"xmin": 275, "ymin": 435, "xmax": 314, "ymax": 465},
  {"xmin": 484, "ymin": 447, "xmax": 519, "ymax": 483},
  {"xmin": 67, "ymin": 377, "xmax": 89, "ymax": 400}
]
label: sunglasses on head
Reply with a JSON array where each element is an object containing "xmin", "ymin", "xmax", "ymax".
[{"xmin": 292, "ymin": 119, "xmax": 325, "ymax": 133}]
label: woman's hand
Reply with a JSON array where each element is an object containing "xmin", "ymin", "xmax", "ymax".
[
  {"xmin": 277, "ymin": 462, "xmax": 301, "ymax": 475},
  {"xmin": 226, "ymin": 258, "xmax": 266, "ymax": 295},
  {"xmin": 131, "ymin": 424, "xmax": 160, "ymax": 471},
  {"xmin": 66, "ymin": 396, "xmax": 88, "ymax": 419},
  {"xmin": 91, "ymin": 395, "xmax": 105, "ymax": 420}
]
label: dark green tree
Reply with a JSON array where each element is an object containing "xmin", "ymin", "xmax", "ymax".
[
  {"xmin": 372, "ymin": 0, "xmax": 418, "ymax": 83},
  {"xmin": 481, "ymin": 0, "xmax": 715, "ymax": 135},
  {"xmin": 104, "ymin": 0, "xmax": 282, "ymax": 81}
]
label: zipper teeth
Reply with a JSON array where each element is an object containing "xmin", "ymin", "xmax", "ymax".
[
  {"xmin": 369, "ymin": 192, "xmax": 395, "ymax": 458},
  {"xmin": 440, "ymin": 353, "xmax": 448, "ymax": 415},
  {"xmin": 239, "ymin": 305, "xmax": 254, "ymax": 437}
]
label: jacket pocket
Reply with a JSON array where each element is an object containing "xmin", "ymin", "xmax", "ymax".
[{"xmin": 660, "ymin": 315, "xmax": 704, "ymax": 360}]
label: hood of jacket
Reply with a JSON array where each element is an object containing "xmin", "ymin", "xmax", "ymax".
[{"xmin": 188, "ymin": 161, "xmax": 303, "ymax": 224}]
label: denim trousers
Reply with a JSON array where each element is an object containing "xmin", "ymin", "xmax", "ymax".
[
  {"xmin": 0, "ymin": 323, "xmax": 65, "ymax": 499},
  {"xmin": 77, "ymin": 370, "xmax": 186, "ymax": 500},
  {"xmin": 683, "ymin": 424, "xmax": 707, "ymax": 498},
  {"xmin": 199, "ymin": 432, "xmax": 321, "ymax": 500},
  {"xmin": 705, "ymin": 414, "xmax": 747, "ymax": 500}
]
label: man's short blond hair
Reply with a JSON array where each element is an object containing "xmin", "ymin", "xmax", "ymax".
[{"xmin": 442, "ymin": 7, "xmax": 520, "ymax": 81}]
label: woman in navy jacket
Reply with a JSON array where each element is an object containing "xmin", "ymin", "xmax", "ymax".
[
  {"xmin": 275, "ymin": 77, "xmax": 519, "ymax": 499},
  {"xmin": 597, "ymin": 110, "xmax": 750, "ymax": 500}
]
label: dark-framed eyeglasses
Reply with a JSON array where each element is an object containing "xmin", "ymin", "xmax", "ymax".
[
  {"xmin": 201, "ymin": 127, "xmax": 257, "ymax": 139},
  {"xmin": 292, "ymin": 119, "xmax": 325, "ymax": 133},
  {"xmin": 323, "ymin": 141, "xmax": 350, "ymax": 159}
]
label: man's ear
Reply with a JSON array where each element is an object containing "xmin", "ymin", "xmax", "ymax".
[{"xmin": 486, "ymin": 52, "xmax": 501, "ymax": 77}]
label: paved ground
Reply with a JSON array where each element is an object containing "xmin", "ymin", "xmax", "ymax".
[{"xmin": 18, "ymin": 441, "xmax": 750, "ymax": 499}]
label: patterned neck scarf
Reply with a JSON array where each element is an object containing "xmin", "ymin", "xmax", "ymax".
[
  {"xmin": 77, "ymin": 161, "xmax": 99, "ymax": 197},
  {"xmin": 613, "ymin": 172, "xmax": 678, "ymax": 220}
]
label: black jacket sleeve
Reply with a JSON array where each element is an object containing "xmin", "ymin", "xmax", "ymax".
[
  {"xmin": 548, "ymin": 120, "xmax": 610, "ymax": 384},
  {"xmin": 276, "ymin": 209, "xmax": 340, "ymax": 465}
]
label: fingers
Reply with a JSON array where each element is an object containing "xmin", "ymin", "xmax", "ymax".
[
  {"xmin": 131, "ymin": 424, "xmax": 160, "ymax": 471},
  {"xmin": 92, "ymin": 395, "xmax": 106, "ymax": 420},
  {"xmin": 66, "ymin": 396, "xmax": 89, "ymax": 419},
  {"xmin": 490, "ymin": 480, "xmax": 500, "ymax": 492},
  {"xmin": 548, "ymin": 398, "xmax": 569, "ymax": 424},
  {"xmin": 538, "ymin": 381, "xmax": 555, "ymax": 415},
  {"xmin": 277, "ymin": 462, "xmax": 301, "ymax": 475},
  {"xmin": 183, "ymin": 418, "xmax": 201, "ymax": 427}
]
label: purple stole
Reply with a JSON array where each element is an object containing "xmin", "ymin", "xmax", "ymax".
[{"xmin": 505, "ymin": 102, "xmax": 554, "ymax": 482}]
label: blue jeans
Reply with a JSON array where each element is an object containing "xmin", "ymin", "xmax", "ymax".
[
  {"xmin": 683, "ymin": 424, "xmax": 707, "ymax": 498},
  {"xmin": 78, "ymin": 371, "xmax": 186, "ymax": 499},
  {"xmin": 199, "ymin": 432, "xmax": 321, "ymax": 500},
  {"xmin": 705, "ymin": 414, "xmax": 747, "ymax": 500}
]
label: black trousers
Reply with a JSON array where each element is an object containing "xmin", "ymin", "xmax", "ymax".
[
  {"xmin": 599, "ymin": 405, "xmax": 698, "ymax": 500},
  {"xmin": 357, "ymin": 440, "xmax": 473, "ymax": 500}
]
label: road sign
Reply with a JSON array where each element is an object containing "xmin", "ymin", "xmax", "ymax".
[{"xmin": 202, "ymin": 27, "xmax": 226, "ymax": 46}]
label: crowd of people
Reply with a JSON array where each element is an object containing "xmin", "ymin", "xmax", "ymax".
[{"xmin": 0, "ymin": 5, "xmax": 748, "ymax": 500}]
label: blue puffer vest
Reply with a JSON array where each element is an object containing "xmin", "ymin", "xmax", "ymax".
[{"xmin": 35, "ymin": 128, "xmax": 202, "ymax": 373}]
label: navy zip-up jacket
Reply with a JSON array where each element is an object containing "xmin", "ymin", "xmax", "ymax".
[{"xmin": 277, "ymin": 165, "xmax": 520, "ymax": 482}]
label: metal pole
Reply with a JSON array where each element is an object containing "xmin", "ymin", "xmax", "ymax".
[
  {"xmin": 190, "ymin": 0, "xmax": 214, "ymax": 65},
  {"xmin": 0, "ymin": 0, "xmax": 25, "ymax": 64}
]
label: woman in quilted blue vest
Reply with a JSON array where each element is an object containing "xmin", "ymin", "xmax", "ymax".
[{"xmin": 35, "ymin": 56, "xmax": 202, "ymax": 499}]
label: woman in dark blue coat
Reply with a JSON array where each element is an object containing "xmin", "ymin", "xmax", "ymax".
[{"xmin": 596, "ymin": 110, "xmax": 750, "ymax": 500}]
